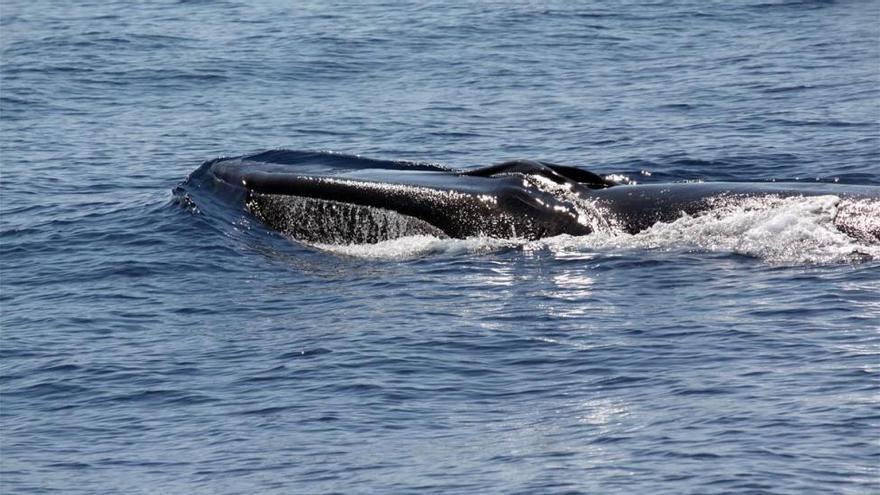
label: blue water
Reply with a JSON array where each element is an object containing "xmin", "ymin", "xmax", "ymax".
[{"xmin": 2, "ymin": 1, "xmax": 879, "ymax": 493}]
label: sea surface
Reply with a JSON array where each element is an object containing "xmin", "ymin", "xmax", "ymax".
[{"xmin": 2, "ymin": 1, "xmax": 879, "ymax": 493}]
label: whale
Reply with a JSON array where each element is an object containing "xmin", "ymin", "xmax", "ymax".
[{"xmin": 178, "ymin": 150, "xmax": 880, "ymax": 245}]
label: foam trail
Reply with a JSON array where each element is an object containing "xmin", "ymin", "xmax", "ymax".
[
  {"xmin": 538, "ymin": 195, "xmax": 879, "ymax": 264},
  {"xmin": 310, "ymin": 195, "xmax": 878, "ymax": 264},
  {"xmin": 311, "ymin": 235, "xmax": 518, "ymax": 260}
]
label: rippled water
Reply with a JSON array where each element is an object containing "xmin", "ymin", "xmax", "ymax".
[{"xmin": 2, "ymin": 1, "xmax": 879, "ymax": 494}]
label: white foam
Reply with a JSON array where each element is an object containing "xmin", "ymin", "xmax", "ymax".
[
  {"xmin": 311, "ymin": 235, "xmax": 518, "ymax": 260},
  {"xmin": 308, "ymin": 195, "xmax": 878, "ymax": 264},
  {"xmin": 537, "ymin": 195, "xmax": 879, "ymax": 264}
]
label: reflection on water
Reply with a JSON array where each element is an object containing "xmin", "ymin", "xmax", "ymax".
[
  {"xmin": 546, "ymin": 272, "xmax": 595, "ymax": 320},
  {"xmin": 576, "ymin": 397, "xmax": 630, "ymax": 429}
]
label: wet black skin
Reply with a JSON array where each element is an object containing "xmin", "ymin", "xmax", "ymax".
[{"xmin": 184, "ymin": 152, "xmax": 880, "ymax": 243}]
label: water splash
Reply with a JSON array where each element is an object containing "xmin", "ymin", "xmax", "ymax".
[
  {"xmin": 310, "ymin": 195, "xmax": 879, "ymax": 264},
  {"xmin": 521, "ymin": 174, "xmax": 623, "ymax": 234},
  {"xmin": 311, "ymin": 235, "xmax": 517, "ymax": 259}
]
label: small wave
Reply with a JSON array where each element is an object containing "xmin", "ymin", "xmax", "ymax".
[
  {"xmin": 310, "ymin": 195, "xmax": 877, "ymax": 264},
  {"xmin": 311, "ymin": 235, "xmax": 517, "ymax": 259}
]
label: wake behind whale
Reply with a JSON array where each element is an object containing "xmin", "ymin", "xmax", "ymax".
[{"xmin": 175, "ymin": 150, "xmax": 880, "ymax": 262}]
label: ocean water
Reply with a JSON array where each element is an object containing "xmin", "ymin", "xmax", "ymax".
[{"xmin": 2, "ymin": 1, "xmax": 879, "ymax": 493}]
